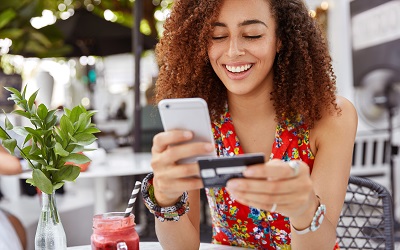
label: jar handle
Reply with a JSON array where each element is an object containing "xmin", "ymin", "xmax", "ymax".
[{"xmin": 117, "ymin": 242, "xmax": 128, "ymax": 250}]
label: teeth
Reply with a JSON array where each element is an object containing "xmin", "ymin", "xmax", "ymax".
[{"xmin": 226, "ymin": 64, "xmax": 252, "ymax": 73}]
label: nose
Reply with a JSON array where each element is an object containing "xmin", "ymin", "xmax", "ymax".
[{"xmin": 227, "ymin": 38, "xmax": 245, "ymax": 58}]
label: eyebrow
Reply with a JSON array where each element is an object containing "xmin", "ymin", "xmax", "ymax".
[{"xmin": 211, "ymin": 19, "xmax": 268, "ymax": 28}]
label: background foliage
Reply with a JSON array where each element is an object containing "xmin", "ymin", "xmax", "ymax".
[{"xmin": 0, "ymin": 0, "xmax": 170, "ymax": 59}]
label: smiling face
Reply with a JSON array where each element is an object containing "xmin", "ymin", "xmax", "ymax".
[{"xmin": 208, "ymin": 0, "xmax": 279, "ymax": 98}]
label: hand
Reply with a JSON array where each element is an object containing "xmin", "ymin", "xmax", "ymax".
[
  {"xmin": 225, "ymin": 159, "xmax": 315, "ymax": 218},
  {"xmin": 150, "ymin": 130, "xmax": 214, "ymax": 206}
]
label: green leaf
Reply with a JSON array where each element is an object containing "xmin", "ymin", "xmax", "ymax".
[
  {"xmin": 4, "ymin": 87, "xmax": 22, "ymax": 100},
  {"xmin": 45, "ymin": 109, "xmax": 57, "ymax": 124},
  {"xmin": 52, "ymin": 165, "xmax": 80, "ymax": 183},
  {"xmin": 76, "ymin": 113, "xmax": 90, "ymax": 132},
  {"xmin": 22, "ymin": 151, "xmax": 47, "ymax": 165},
  {"xmin": 2, "ymin": 139, "xmax": 17, "ymax": 155},
  {"xmin": 63, "ymin": 107, "xmax": 71, "ymax": 117},
  {"xmin": 28, "ymin": 90, "xmax": 39, "ymax": 110},
  {"xmin": 59, "ymin": 115, "xmax": 74, "ymax": 136},
  {"xmin": 55, "ymin": 142, "xmax": 69, "ymax": 157},
  {"xmin": 55, "ymin": 126, "xmax": 68, "ymax": 148},
  {"xmin": 5, "ymin": 116, "xmax": 13, "ymax": 130},
  {"xmin": 73, "ymin": 133, "xmax": 96, "ymax": 146},
  {"xmin": 26, "ymin": 178, "xmax": 35, "ymax": 186},
  {"xmin": 87, "ymin": 110, "xmax": 97, "ymax": 117},
  {"xmin": 22, "ymin": 85, "xmax": 27, "ymax": 99},
  {"xmin": 53, "ymin": 182, "xmax": 65, "ymax": 190},
  {"xmin": 70, "ymin": 145, "xmax": 84, "ymax": 153},
  {"xmin": 0, "ymin": 127, "xmax": 9, "ymax": 140},
  {"xmin": 47, "ymin": 115, "xmax": 58, "ymax": 129},
  {"xmin": 37, "ymin": 103, "xmax": 48, "ymax": 120},
  {"xmin": 32, "ymin": 169, "xmax": 53, "ymax": 194},
  {"xmin": 25, "ymin": 127, "xmax": 44, "ymax": 139},
  {"xmin": 0, "ymin": 9, "xmax": 17, "ymax": 30},
  {"xmin": 7, "ymin": 93, "xmax": 19, "ymax": 102},
  {"xmin": 0, "ymin": 28, "xmax": 24, "ymax": 40},
  {"xmin": 62, "ymin": 153, "xmax": 91, "ymax": 164},
  {"xmin": 27, "ymin": 144, "xmax": 36, "ymax": 154},
  {"xmin": 82, "ymin": 148, "xmax": 96, "ymax": 152},
  {"xmin": 30, "ymin": 117, "xmax": 41, "ymax": 127},
  {"xmin": 45, "ymin": 165, "xmax": 58, "ymax": 171},
  {"xmin": 23, "ymin": 134, "xmax": 32, "ymax": 146},
  {"xmin": 11, "ymin": 110, "xmax": 31, "ymax": 119},
  {"xmin": 84, "ymin": 127, "xmax": 101, "ymax": 134},
  {"xmin": 68, "ymin": 106, "xmax": 82, "ymax": 123},
  {"xmin": 30, "ymin": 30, "xmax": 52, "ymax": 48},
  {"xmin": 11, "ymin": 126, "xmax": 29, "ymax": 137}
]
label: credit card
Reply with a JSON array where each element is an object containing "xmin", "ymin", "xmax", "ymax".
[{"xmin": 197, "ymin": 153, "xmax": 265, "ymax": 188}]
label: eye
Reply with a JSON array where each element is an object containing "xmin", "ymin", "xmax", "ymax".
[
  {"xmin": 211, "ymin": 36, "xmax": 227, "ymax": 40},
  {"xmin": 244, "ymin": 35, "xmax": 262, "ymax": 40}
]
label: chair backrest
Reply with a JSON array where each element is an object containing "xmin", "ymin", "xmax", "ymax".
[{"xmin": 336, "ymin": 176, "xmax": 395, "ymax": 250}]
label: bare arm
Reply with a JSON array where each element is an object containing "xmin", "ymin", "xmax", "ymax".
[
  {"xmin": 290, "ymin": 96, "xmax": 358, "ymax": 249},
  {"xmin": 0, "ymin": 145, "xmax": 22, "ymax": 175},
  {"xmin": 226, "ymin": 96, "xmax": 358, "ymax": 249},
  {"xmin": 149, "ymin": 131, "xmax": 214, "ymax": 249},
  {"xmin": 155, "ymin": 190, "xmax": 201, "ymax": 250}
]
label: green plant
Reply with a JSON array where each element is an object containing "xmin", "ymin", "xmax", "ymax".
[{"xmin": 0, "ymin": 86, "xmax": 100, "ymax": 194}]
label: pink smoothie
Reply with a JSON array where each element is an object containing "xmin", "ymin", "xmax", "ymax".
[{"xmin": 91, "ymin": 212, "xmax": 139, "ymax": 250}]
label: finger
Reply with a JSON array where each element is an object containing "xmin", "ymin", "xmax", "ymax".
[
  {"xmin": 226, "ymin": 178, "xmax": 299, "ymax": 195},
  {"xmin": 152, "ymin": 130, "xmax": 193, "ymax": 153},
  {"xmin": 161, "ymin": 141, "xmax": 214, "ymax": 165},
  {"xmin": 154, "ymin": 174, "xmax": 204, "ymax": 193},
  {"xmin": 227, "ymin": 186, "xmax": 292, "ymax": 205},
  {"xmin": 157, "ymin": 162, "xmax": 201, "ymax": 179},
  {"xmin": 227, "ymin": 188, "xmax": 305, "ymax": 212},
  {"xmin": 243, "ymin": 159, "xmax": 309, "ymax": 180}
]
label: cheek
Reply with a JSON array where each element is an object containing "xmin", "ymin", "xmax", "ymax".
[
  {"xmin": 249, "ymin": 44, "xmax": 277, "ymax": 64},
  {"xmin": 207, "ymin": 45, "xmax": 220, "ymax": 63},
  {"xmin": 208, "ymin": 46, "xmax": 221, "ymax": 71}
]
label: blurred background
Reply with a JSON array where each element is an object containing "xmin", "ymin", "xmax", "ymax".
[{"xmin": 1, "ymin": 0, "xmax": 400, "ymax": 248}]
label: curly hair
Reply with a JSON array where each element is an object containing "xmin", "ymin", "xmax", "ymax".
[{"xmin": 155, "ymin": 0, "xmax": 339, "ymax": 127}]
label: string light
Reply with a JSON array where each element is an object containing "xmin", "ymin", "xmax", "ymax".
[{"xmin": 321, "ymin": 1, "xmax": 329, "ymax": 10}]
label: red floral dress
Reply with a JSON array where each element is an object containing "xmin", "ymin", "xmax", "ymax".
[{"xmin": 206, "ymin": 110, "xmax": 339, "ymax": 249}]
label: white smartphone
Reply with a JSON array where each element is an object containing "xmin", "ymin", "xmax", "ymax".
[{"xmin": 158, "ymin": 98, "xmax": 216, "ymax": 163}]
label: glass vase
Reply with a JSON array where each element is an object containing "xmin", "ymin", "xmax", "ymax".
[{"xmin": 35, "ymin": 191, "xmax": 67, "ymax": 250}]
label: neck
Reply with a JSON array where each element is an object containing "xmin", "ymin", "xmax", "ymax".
[{"xmin": 228, "ymin": 90, "xmax": 275, "ymax": 122}]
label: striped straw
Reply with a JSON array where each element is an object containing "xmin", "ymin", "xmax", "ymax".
[{"xmin": 124, "ymin": 181, "xmax": 142, "ymax": 217}]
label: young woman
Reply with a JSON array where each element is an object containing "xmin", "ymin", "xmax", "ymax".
[{"xmin": 141, "ymin": 0, "xmax": 358, "ymax": 249}]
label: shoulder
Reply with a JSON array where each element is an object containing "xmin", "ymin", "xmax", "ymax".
[
  {"xmin": 312, "ymin": 96, "xmax": 358, "ymax": 146},
  {"xmin": 320, "ymin": 96, "xmax": 357, "ymax": 128},
  {"xmin": 332, "ymin": 96, "xmax": 358, "ymax": 129}
]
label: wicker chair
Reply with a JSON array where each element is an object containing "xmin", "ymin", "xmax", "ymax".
[{"xmin": 336, "ymin": 176, "xmax": 395, "ymax": 250}]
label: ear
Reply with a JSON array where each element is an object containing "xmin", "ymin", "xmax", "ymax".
[{"xmin": 276, "ymin": 39, "xmax": 282, "ymax": 53}]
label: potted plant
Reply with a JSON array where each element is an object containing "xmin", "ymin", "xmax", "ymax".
[{"xmin": 0, "ymin": 86, "xmax": 99, "ymax": 249}]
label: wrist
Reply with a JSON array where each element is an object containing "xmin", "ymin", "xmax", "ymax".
[
  {"xmin": 291, "ymin": 195, "xmax": 323, "ymax": 233},
  {"xmin": 154, "ymin": 189, "xmax": 182, "ymax": 207},
  {"xmin": 141, "ymin": 172, "xmax": 190, "ymax": 222}
]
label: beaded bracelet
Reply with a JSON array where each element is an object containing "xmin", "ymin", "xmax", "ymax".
[{"xmin": 141, "ymin": 172, "xmax": 189, "ymax": 222}]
